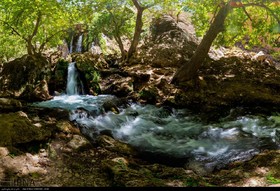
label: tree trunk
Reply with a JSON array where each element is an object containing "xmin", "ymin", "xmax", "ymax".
[
  {"xmin": 114, "ymin": 34, "xmax": 126, "ymax": 60},
  {"xmin": 171, "ymin": 3, "xmax": 231, "ymax": 85},
  {"xmin": 127, "ymin": 0, "xmax": 145, "ymax": 60},
  {"xmin": 27, "ymin": 38, "xmax": 35, "ymax": 55}
]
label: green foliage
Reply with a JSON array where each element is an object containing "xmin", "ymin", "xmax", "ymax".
[
  {"xmin": 182, "ymin": 0, "xmax": 279, "ymax": 48},
  {"xmin": 1, "ymin": 0, "xmax": 278, "ymax": 59},
  {"xmin": 266, "ymin": 173, "xmax": 280, "ymax": 184},
  {"xmin": 0, "ymin": 0, "xmax": 71, "ymax": 57},
  {"xmin": 184, "ymin": 177, "xmax": 199, "ymax": 187}
]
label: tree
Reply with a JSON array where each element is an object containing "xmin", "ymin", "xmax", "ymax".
[
  {"xmin": 127, "ymin": 0, "xmax": 178, "ymax": 60},
  {"xmin": 0, "ymin": 0, "xmax": 70, "ymax": 56},
  {"xmin": 91, "ymin": 0, "xmax": 173, "ymax": 60},
  {"xmin": 91, "ymin": 0, "xmax": 135, "ymax": 59},
  {"xmin": 171, "ymin": 0, "xmax": 280, "ymax": 85}
]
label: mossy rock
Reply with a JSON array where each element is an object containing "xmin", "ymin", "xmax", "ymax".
[{"xmin": 0, "ymin": 112, "xmax": 52, "ymax": 147}]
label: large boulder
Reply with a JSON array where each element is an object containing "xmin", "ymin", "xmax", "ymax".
[
  {"xmin": 0, "ymin": 54, "xmax": 52, "ymax": 101},
  {"xmin": 0, "ymin": 111, "xmax": 52, "ymax": 147},
  {"xmin": 135, "ymin": 13, "xmax": 199, "ymax": 68}
]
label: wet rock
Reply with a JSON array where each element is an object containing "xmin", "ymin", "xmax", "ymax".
[
  {"xmin": 97, "ymin": 135, "xmax": 136, "ymax": 156},
  {"xmin": 102, "ymin": 100, "xmax": 120, "ymax": 114}
]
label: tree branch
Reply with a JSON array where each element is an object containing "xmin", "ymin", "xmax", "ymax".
[
  {"xmin": 240, "ymin": 3, "xmax": 280, "ymax": 25},
  {"xmin": 242, "ymin": 6, "xmax": 252, "ymax": 22},
  {"xmin": 0, "ymin": 19, "xmax": 28, "ymax": 42},
  {"xmin": 39, "ymin": 29, "xmax": 67, "ymax": 52},
  {"xmin": 31, "ymin": 11, "xmax": 42, "ymax": 39}
]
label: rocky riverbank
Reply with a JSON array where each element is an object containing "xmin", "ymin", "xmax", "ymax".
[{"xmin": 0, "ymin": 99, "xmax": 280, "ymax": 187}]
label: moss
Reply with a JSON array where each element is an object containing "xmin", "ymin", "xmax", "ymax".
[{"xmin": 0, "ymin": 112, "xmax": 52, "ymax": 147}]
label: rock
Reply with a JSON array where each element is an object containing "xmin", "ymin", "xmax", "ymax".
[
  {"xmin": 0, "ymin": 112, "xmax": 53, "ymax": 147},
  {"xmin": 102, "ymin": 100, "xmax": 120, "ymax": 114},
  {"xmin": 48, "ymin": 59, "xmax": 69, "ymax": 95},
  {"xmin": 0, "ymin": 98, "xmax": 22, "ymax": 112},
  {"xmin": 0, "ymin": 147, "xmax": 9, "ymax": 157},
  {"xmin": 56, "ymin": 121, "xmax": 80, "ymax": 134},
  {"xmin": 251, "ymin": 51, "xmax": 266, "ymax": 62},
  {"xmin": 136, "ymin": 13, "xmax": 198, "ymax": 68},
  {"xmin": 97, "ymin": 135, "xmax": 136, "ymax": 156},
  {"xmin": 67, "ymin": 135, "xmax": 92, "ymax": 150},
  {"xmin": 100, "ymin": 74, "xmax": 133, "ymax": 97},
  {"xmin": 0, "ymin": 54, "xmax": 52, "ymax": 101}
]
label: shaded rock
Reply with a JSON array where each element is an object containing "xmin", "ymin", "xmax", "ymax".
[
  {"xmin": 0, "ymin": 112, "xmax": 53, "ymax": 147},
  {"xmin": 101, "ymin": 157, "xmax": 165, "ymax": 187},
  {"xmin": 0, "ymin": 54, "xmax": 52, "ymax": 101},
  {"xmin": 100, "ymin": 74, "xmax": 133, "ymax": 97},
  {"xmin": 0, "ymin": 98, "xmax": 22, "ymax": 112},
  {"xmin": 48, "ymin": 59, "xmax": 69, "ymax": 95},
  {"xmin": 97, "ymin": 135, "xmax": 136, "ymax": 156}
]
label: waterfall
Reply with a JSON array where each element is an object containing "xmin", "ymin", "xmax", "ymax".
[
  {"xmin": 69, "ymin": 36, "xmax": 73, "ymax": 54},
  {"xmin": 76, "ymin": 34, "xmax": 83, "ymax": 53},
  {"xmin": 66, "ymin": 62, "xmax": 85, "ymax": 95}
]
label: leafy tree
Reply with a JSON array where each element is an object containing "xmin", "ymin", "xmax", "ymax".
[
  {"xmin": 0, "ymin": 0, "xmax": 70, "ymax": 56},
  {"xmin": 172, "ymin": 0, "xmax": 280, "ymax": 85},
  {"xmin": 90, "ymin": 0, "xmax": 135, "ymax": 59},
  {"xmin": 90, "ymin": 0, "xmax": 175, "ymax": 60}
]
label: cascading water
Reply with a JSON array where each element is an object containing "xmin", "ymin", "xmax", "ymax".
[
  {"xmin": 69, "ymin": 36, "xmax": 73, "ymax": 54},
  {"xmin": 33, "ymin": 95, "xmax": 280, "ymax": 171},
  {"xmin": 66, "ymin": 62, "xmax": 85, "ymax": 95},
  {"xmin": 76, "ymin": 34, "xmax": 83, "ymax": 53}
]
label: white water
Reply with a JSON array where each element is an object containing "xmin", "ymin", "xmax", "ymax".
[
  {"xmin": 33, "ymin": 95, "xmax": 280, "ymax": 170},
  {"xmin": 69, "ymin": 36, "xmax": 73, "ymax": 54},
  {"xmin": 76, "ymin": 34, "xmax": 83, "ymax": 53},
  {"xmin": 66, "ymin": 63, "xmax": 79, "ymax": 95}
]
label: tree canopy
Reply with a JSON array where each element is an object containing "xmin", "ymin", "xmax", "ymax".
[{"xmin": 0, "ymin": 0, "xmax": 279, "ymax": 62}]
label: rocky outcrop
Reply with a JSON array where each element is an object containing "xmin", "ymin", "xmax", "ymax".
[
  {"xmin": 171, "ymin": 55, "xmax": 280, "ymax": 120},
  {"xmin": 135, "ymin": 12, "xmax": 198, "ymax": 68},
  {"xmin": 0, "ymin": 54, "xmax": 52, "ymax": 101}
]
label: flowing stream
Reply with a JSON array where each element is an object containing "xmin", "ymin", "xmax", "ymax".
[
  {"xmin": 32, "ymin": 63, "xmax": 280, "ymax": 173},
  {"xmin": 32, "ymin": 94, "xmax": 280, "ymax": 171}
]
